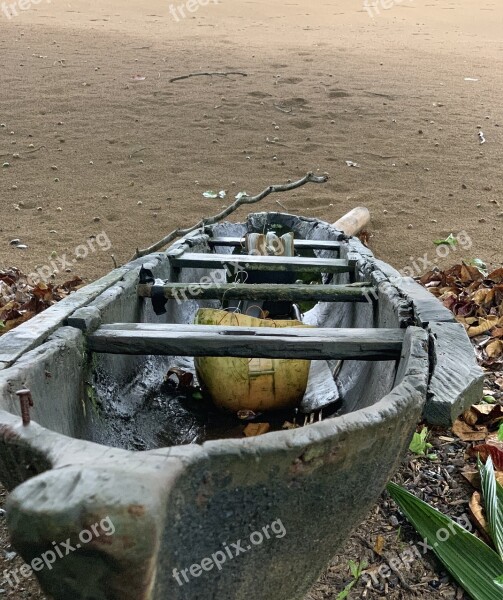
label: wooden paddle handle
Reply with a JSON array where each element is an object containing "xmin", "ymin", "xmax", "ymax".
[{"xmin": 333, "ymin": 207, "xmax": 370, "ymax": 236}]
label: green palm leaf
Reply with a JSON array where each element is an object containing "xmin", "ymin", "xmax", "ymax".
[
  {"xmin": 479, "ymin": 457, "xmax": 503, "ymax": 559},
  {"xmin": 387, "ymin": 482, "xmax": 503, "ymax": 599}
]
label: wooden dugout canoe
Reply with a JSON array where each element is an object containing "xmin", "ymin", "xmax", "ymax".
[{"xmin": 0, "ymin": 211, "xmax": 483, "ymax": 600}]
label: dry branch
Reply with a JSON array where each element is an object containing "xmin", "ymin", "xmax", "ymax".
[
  {"xmin": 132, "ymin": 171, "xmax": 328, "ymax": 259},
  {"xmin": 169, "ymin": 71, "xmax": 247, "ymax": 83}
]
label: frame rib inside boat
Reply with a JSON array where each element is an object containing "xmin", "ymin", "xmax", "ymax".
[
  {"xmin": 137, "ymin": 283, "xmax": 376, "ymax": 302},
  {"xmin": 170, "ymin": 253, "xmax": 354, "ymax": 274},
  {"xmin": 208, "ymin": 237, "xmax": 342, "ymax": 253},
  {"xmin": 87, "ymin": 325, "xmax": 404, "ymax": 361}
]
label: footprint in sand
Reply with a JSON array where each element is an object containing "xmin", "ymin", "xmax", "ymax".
[
  {"xmin": 277, "ymin": 77, "xmax": 303, "ymax": 85},
  {"xmin": 292, "ymin": 120, "xmax": 314, "ymax": 130},
  {"xmin": 329, "ymin": 90, "xmax": 351, "ymax": 98},
  {"xmin": 282, "ymin": 97, "xmax": 308, "ymax": 107},
  {"xmin": 249, "ymin": 91, "xmax": 272, "ymax": 98}
]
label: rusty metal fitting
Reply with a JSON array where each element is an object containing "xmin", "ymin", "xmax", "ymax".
[{"xmin": 16, "ymin": 389, "xmax": 33, "ymax": 426}]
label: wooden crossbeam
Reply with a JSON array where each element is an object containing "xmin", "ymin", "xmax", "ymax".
[
  {"xmin": 208, "ymin": 237, "xmax": 342, "ymax": 252},
  {"xmin": 87, "ymin": 324, "xmax": 404, "ymax": 361},
  {"xmin": 137, "ymin": 282, "xmax": 376, "ymax": 302},
  {"xmin": 170, "ymin": 253, "xmax": 354, "ymax": 274}
]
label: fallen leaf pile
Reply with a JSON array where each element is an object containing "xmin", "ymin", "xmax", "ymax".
[
  {"xmin": 0, "ymin": 268, "xmax": 83, "ymax": 335},
  {"xmin": 452, "ymin": 404, "xmax": 503, "ymax": 442},
  {"xmin": 420, "ymin": 263, "xmax": 503, "ymax": 369},
  {"xmin": 420, "ymin": 261, "xmax": 503, "ymax": 528}
]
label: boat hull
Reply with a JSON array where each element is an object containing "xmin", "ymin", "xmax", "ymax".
[{"xmin": 0, "ymin": 212, "xmax": 483, "ymax": 599}]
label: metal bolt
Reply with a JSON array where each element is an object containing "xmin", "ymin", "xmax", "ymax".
[{"xmin": 16, "ymin": 389, "xmax": 33, "ymax": 426}]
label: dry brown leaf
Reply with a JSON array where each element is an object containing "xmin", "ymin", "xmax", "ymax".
[
  {"xmin": 165, "ymin": 368, "xmax": 194, "ymax": 389},
  {"xmin": 469, "ymin": 491, "xmax": 491, "ymax": 541},
  {"xmin": 459, "ymin": 315, "xmax": 500, "ymax": 337},
  {"xmin": 452, "ymin": 418, "xmax": 487, "ymax": 442},
  {"xmin": 461, "ymin": 469, "xmax": 480, "ymax": 490},
  {"xmin": 487, "ymin": 339, "xmax": 503, "ymax": 358},
  {"xmin": 487, "ymin": 267, "xmax": 503, "ymax": 283},
  {"xmin": 244, "ymin": 423, "xmax": 270, "ymax": 437},
  {"xmin": 373, "ymin": 535, "xmax": 385, "ymax": 556},
  {"xmin": 469, "ymin": 434, "xmax": 503, "ymax": 470}
]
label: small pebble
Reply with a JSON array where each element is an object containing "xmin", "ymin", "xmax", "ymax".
[
  {"xmin": 93, "ymin": 216, "xmax": 100, "ymax": 222},
  {"xmin": 65, "ymin": 268, "xmax": 72, "ymax": 273},
  {"xmin": 16, "ymin": 244, "xmax": 28, "ymax": 250},
  {"xmin": 407, "ymin": 224, "xmax": 413, "ymax": 229},
  {"xmin": 54, "ymin": 178, "xmax": 60, "ymax": 182},
  {"xmin": 12, "ymin": 153, "xmax": 20, "ymax": 158},
  {"xmin": 479, "ymin": 218, "xmax": 486, "ymax": 223},
  {"xmin": 51, "ymin": 165, "xmax": 58, "ymax": 170},
  {"xmin": 11, "ymin": 185, "xmax": 17, "ymax": 190},
  {"xmin": 57, "ymin": 207, "xmax": 62, "ymax": 211},
  {"xmin": 137, "ymin": 201, "xmax": 143, "ymax": 205},
  {"xmin": 9, "ymin": 239, "xmax": 20, "ymax": 246},
  {"xmin": 383, "ymin": 209, "xmax": 388, "ymax": 214},
  {"xmin": 2, "ymin": 162, "xmax": 10, "ymax": 168}
]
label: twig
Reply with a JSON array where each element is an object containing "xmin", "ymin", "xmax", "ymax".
[
  {"xmin": 111, "ymin": 255, "xmax": 118, "ymax": 269},
  {"xmin": 0, "ymin": 145, "xmax": 46, "ymax": 158},
  {"xmin": 265, "ymin": 137, "xmax": 289, "ymax": 147},
  {"xmin": 276, "ymin": 200, "xmax": 288, "ymax": 210},
  {"xmin": 169, "ymin": 71, "xmax": 247, "ymax": 83},
  {"xmin": 132, "ymin": 171, "xmax": 328, "ymax": 259}
]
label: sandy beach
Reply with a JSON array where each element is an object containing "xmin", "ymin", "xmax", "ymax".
[
  {"xmin": 0, "ymin": 1, "xmax": 503, "ymax": 598},
  {"xmin": 1, "ymin": 0, "xmax": 502, "ymax": 285}
]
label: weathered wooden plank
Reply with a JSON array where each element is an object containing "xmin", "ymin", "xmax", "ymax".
[
  {"xmin": 424, "ymin": 322, "xmax": 484, "ymax": 426},
  {"xmin": 390, "ymin": 277, "xmax": 455, "ymax": 326},
  {"xmin": 208, "ymin": 237, "xmax": 342, "ymax": 252},
  {"xmin": 0, "ymin": 267, "xmax": 129, "ymax": 369},
  {"xmin": 88, "ymin": 324, "xmax": 404, "ymax": 360},
  {"xmin": 171, "ymin": 253, "xmax": 353, "ymax": 274},
  {"xmin": 137, "ymin": 283, "xmax": 376, "ymax": 302}
]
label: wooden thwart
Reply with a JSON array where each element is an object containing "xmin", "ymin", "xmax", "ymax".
[
  {"xmin": 137, "ymin": 282, "xmax": 375, "ymax": 302},
  {"xmin": 208, "ymin": 237, "xmax": 342, "ymax": 252},
  {"xmin": 170, "ymin": 253, "xmax": 354, "ymax": 274},
  {"xmin": 88, "ymin": 324, "xmax": 404, "ymax": 361}
]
